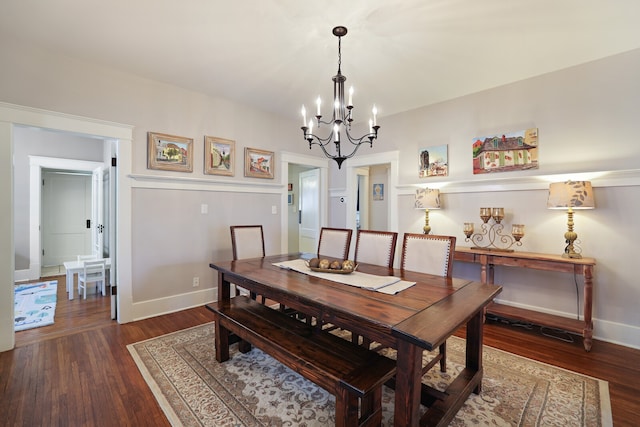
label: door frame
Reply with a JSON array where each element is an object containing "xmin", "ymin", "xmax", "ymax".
[
  {"xmin": 28, "ymin": 156, "xmax": 103, "ymax": 279},
  {"xmin": 0, "ymin": 102, "xmax": 134, "ymax": 352},
  {"xmin": 279, "ymin": 152, "xmax": 329, "ymax": 253},
  {"xmin": 345, "ymin": 151, "xmax": 400, "ymax": 232}
]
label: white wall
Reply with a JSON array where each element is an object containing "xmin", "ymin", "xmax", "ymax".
[
  {"xmin": 1, "ymin": 34, "xmax": 639, "ymax": 349},
  {"xmin": 0, "ymin": 35, "xmax": 306, "ymax": 347},
  {"xmin": 333, "ymin": 49, "xmax": 640, "ymax": 348}
]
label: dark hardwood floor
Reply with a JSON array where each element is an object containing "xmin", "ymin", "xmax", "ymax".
[{"xmin": 2, "ymin": 273, "xmax": 638, "ymax": 426}]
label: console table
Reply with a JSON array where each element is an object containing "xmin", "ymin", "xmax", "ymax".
[{"xmin": 454, "ymin": 247, "xmax": 596, "ymax": 351}]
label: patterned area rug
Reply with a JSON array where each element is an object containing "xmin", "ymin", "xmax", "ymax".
[
  {"xmin": 128, "ymin": 322, "xmax": 612, "ymax": 426},
  {"xmin": 14, "ymin": 280, "xmax": 58, "ymax": 331}
]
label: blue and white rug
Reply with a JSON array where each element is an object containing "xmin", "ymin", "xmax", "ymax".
[{"xmin": 14, "ymin": 280, "xmax": 58, "ymax": 331}]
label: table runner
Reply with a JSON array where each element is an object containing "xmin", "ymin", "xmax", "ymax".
[{"xmin": 273, "ymin": 259, "xmax": 415, "ymax": 294}]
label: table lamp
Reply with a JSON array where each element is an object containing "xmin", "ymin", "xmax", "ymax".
[
  {"xmin": 547, "ymin": 180, "xmax": 595, "ymax": 258},
  {"xmin": 414, "ymin": 188, "xmax": 440, "ymax": 234}
]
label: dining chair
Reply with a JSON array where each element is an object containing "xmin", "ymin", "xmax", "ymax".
[
  {"xmin": 354, "ymin": 229, "xmax": 398, "ymax": 268},
  {"xmin": 317, "ymin": 227, "xmax": 353, "ymax": 260},
  {"xmin": 400, "ymin": 233, "xmax": 456, "ymax": 373},
  {"xmin": 77, "ymin": 259, "xmax": 106, "ymax": 299},
  {"xmin": 77, "ymin": 254, "xmax": 98, "ymax": 262},
  {"xmin": 230, "ymin": 225, "xmax": 266, "ymax": 303}
]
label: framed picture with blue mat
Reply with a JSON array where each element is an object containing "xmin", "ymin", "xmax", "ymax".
[{"xmin": 14, "ymin": 280, "xmax": 58, "ymax": 331}]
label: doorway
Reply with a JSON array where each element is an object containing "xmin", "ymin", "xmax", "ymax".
[
  {"xmin": 0, "ymin": 102, "xmax": 134, "ymax": 353},
  {"xmin": 41, "ymin": 169, "xmax": 93, "ymax": 272},
  {"xmin": 345, "ymin": 151, "xmax": 400, "ymax": 233},
  {"xmin": 298, "ymin": 168, "xmax": 320, "ymax": 253},
  {"xmin": 28, "ymin": 156, "xmax": 106, "ymax": 282},
  {"xmin": 279, "ymin": 152, "xmax": 329, "ymax": 254}
]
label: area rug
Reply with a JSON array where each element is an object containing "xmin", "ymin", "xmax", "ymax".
[
  {"xmin": 14, "ymin": 280, "xmax": 58, "ymax": 331},
  {"xmin": 128, "ymin": 322, "xmax": 612, "ymax": 426}
]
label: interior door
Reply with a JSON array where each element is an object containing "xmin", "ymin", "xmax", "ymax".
[
  {"xmin": 92, "ymin": 167, "xmax": 104, "ymax": 257},
  {"xmin": 42, "ymin": 170, "xmax": 92, "ymax": 266},
  {"xmin": 298, "ymin": 168, "xmax": 320, "ymax": 254},
  {"xmin": 356, "ymin": 168, "xmax": 370, "ymax": 231}
]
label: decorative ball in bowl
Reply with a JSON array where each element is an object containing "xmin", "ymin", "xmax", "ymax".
[{"xmin": 306, "ymin": 258, "xmax": 357, "ymax": 274}]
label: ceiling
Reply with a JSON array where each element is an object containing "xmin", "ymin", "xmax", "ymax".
[{"xmin": 2, "ymin": 0, "xmax": 640, "ymax": 122}]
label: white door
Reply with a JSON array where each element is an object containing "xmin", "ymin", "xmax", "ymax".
[
  {"xmin": 356, "ymin": 168, "xmax": 370, "ymax": 231},
  {"xmin": 92, "ymin": 167, "xmax": 104, "ymax": 257},
  {"xmin": 298, "ymin": 168, "xmax": 320, "ymax": 254},
  {"xmin": 42, "ymin": 171, "xmax": 92, "ymax": 266}
]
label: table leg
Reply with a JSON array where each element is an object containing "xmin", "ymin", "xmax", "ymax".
[
  {"xmin": 67, "ymin": 270, "xmax": 75, "ymax": 300},
  {"xmin": 582, "ymin": 265, "xmax": 594, "ymax": 351},
  {"xmin": 466, "ymin": 309, "xmax": 484, "ymax": 394},
  {"xmin": 393, "ymin": 339, "xmax": 422, "ymax": 427},
  {"xmin": 215, "ymin": 271, "xmax": 232, "ymax": 362}
]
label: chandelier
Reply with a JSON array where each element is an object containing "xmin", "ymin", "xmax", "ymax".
[{"xmin": 300, "ymin": 26, "xmax": 380, "ymax": 169}]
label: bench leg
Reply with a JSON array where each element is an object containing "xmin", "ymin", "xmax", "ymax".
[
  {"xmin": 359, "ymin": 389, "xmax": 383, "ymax": 427},
  {"xmin": 214, "ymin": 316, "xmax": 230, "ymax": 363},
  {"xmin": 334, "ymin": 389, "xmax": 359, "ymax": 427},
  {"xmin": 238, "ymin": 339, "xmax": 252, "ymax": 353}
]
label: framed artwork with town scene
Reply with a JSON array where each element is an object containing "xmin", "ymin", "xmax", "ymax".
[
  {"xmin": 472, "ymin": 128, "xmax": 538, "ymax": 174},
  {"xmin": 244, "ymin": 147, "xmax": 274, "ymax": 179},
  {"xmin": 204, "ymin": 136, "xmax": 235, "ymax": 176},
  {"xmin": 148, "ymin": 132, "xmax": 194, "ymax": 172},
  {"xmin": 419, "ymin": 144, "xmax": 448, "ymax": 178}
]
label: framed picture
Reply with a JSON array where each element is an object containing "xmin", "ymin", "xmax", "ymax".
[
  {"xmin": 472, "ymin": 128, "xmax": 538, "ymax": 174},
  {"xmin": 148, "ymin": 132, "xmax": 193, "ymax": 172},
  {"xmin": 244, "ymin": 148, "xmax": 274, "ymax": 179},
  {"xmin": 204, "ymin": 136, "xmax": 235, "ymax": 176},
  {"xmin": 288, "ymin": 183, "xmax": 293, "ymax": 191},
  {"xmin": 419, "ymin": 144, "xmax": 448, "ymax": 178},
  {"xmin": 288, "ymin": 193, "xmax": 294, "ymax": 205}
]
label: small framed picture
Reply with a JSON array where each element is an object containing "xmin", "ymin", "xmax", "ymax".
[
  {"xmin": 288, "ymin": 193, "xmax": 294, "ymax": 205},
  {"xmin": 373, "ymin": 183, "xmax": 384, "ymax": 201},
  {"xmin": 419, "ymin": 144, "xmax": 448, "ymax": 178},
  {"xmin": 204, "ymin": 136, "xmax": 235, "ymax": 176},
  {"xmin": 288, "ymin": 183, "xmax": 293, "ymax": 191},
  {"xmin": 244, "ymin": 148, "xmax": 274, "ymax": 179},
  {"xmin": 148, "ymin": 132, "xmax": 193, "ymax": 172}
]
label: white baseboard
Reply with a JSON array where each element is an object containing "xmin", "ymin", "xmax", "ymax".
[
  {"xmin": 132, "ymin": 287, "xmax": 217, "ymax": 322},
  {"xmin": 14, "ymin": 269, "xmax": 31, "ymax": 282},
  {"xmin": 495, "ymin": 297, "xmax": 640, "ymax": 350}
]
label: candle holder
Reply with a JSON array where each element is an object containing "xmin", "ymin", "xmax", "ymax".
[{"xmin": 463, "ymin": 207, "xmax": 524, "ymax": 252}]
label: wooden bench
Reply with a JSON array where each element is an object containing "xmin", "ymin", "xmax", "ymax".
[{"xmin": 206, "ymin": 296, "xmax": 396, "ymax": 427}]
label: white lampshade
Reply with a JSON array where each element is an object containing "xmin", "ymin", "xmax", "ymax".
[
  {"xmin": 547, "ymin": 181, "xmax": 595, "ymax": 210},
  {"xmin": 415, "ymin": 188, "xmax": 440, "ymax": 210}
]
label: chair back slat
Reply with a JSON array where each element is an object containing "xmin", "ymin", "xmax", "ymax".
[
  {"xmin": 354, "ymin": 230, "xmax": 398, "ymax": 268},
  {"xmin": 317, "ymin": 227, "xmax": 353, "ymax": 260},
  {"xmin": 400, "ymin": 233, "xmax": 456, "ymax": 278},
  {"xmin": 230, "ymin": 225, "xmax": 265, "ymax": 260}
]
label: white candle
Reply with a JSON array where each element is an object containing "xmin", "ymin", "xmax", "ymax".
[
  {"xmin": 372, "ymin": 105, "xmax": 378, "ymax": 126},
  {"xmin": 334, "ymin": 124, "xmax": 340, "ymax": 141},
  {"xmin": 369, "ymin": 118, "xmax": 373, "ymax": 134},
  {"xmin": 348, "ymin": 86, "xmax": 354, "ymax": 106},
  {"xmin": 301, "ymin": 105, "xmax": 306, "ymax": 126},
  {"xmin": 316, "ymin": 97, "xmax": 321, "ymax": 116},
  {"xmin": 308, "ymin": 119, "xmax": 313, "ymax": 136}
]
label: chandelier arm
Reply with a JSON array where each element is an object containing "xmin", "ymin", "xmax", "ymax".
[{"xmin": 343, "ymin": 127, "xmax": 376, "ymax": 145}]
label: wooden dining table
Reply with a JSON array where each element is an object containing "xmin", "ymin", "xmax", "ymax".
[{"xmin": 209, "ymin": 254, "xmax": 502, "ymax": 426}]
